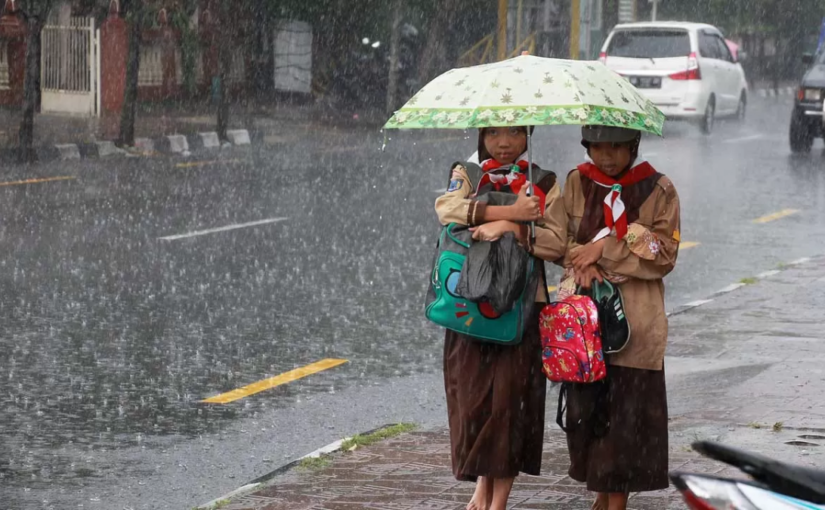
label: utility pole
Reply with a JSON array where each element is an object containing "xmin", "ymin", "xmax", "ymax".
[
  {"xmin": 498, "ymin": 0, "xmax": 508, "ymax": 60},
  {"xmin": 651, "ymin": 0, "xmax": 659, "ymax": 21},
  {"xmin": 570, "ymin": 0, "xmax": 580, "ymax": 59},
  {"xmin": 581, "ymin": 0, "xmax": 592, "ymax": 61}
]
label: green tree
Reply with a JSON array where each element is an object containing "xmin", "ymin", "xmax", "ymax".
[
  {"xmin": 659, "ymin": 0, "xmax": 825, "ymax": 81},
  {"xmin": 169, "ymin": 0, "xmax": 199, "ymax": 99}
]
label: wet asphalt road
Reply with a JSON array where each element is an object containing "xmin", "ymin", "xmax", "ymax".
[{"xmin": 2, "ymin": 95, "xmax": 825, "ymax": 509}]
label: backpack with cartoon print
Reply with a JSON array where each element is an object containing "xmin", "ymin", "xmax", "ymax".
[{"xmin": 539, "ymin": 295, "xmax": 607, "ymax": 383}]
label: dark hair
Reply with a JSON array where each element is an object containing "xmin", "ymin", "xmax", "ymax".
[{"xmin": 476, "ymin": 126, "xmax": 533, "ymax": 161}]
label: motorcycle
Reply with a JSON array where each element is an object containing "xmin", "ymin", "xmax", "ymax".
[{"xmin": 671, "ymin": 441, "xmax": 825, "ymax": 509}]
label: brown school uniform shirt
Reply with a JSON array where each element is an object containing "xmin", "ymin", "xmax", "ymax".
[
  {"xmin": 434, "ymin": 163, "xmax": 568, "ymax": 302},
  {"xmin": 563, "ymin": 170, "xmax": 681, "ymax": 371}
]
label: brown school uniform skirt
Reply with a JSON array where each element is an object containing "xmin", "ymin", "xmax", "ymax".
[
  {"xmin": 443, "ymin": 308, "xmax": 546, "ymax": 481},
  {"xmin": 564, "ymin": 366, "xmax": 669, "ymax": 493}
]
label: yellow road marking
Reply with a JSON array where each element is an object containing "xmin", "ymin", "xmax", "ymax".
[
  {"xmin": 175, "ymin": 159, "xmax": 241, "ymax": 169},
  {"xmin": 753, "ymin": 209, "xmax": 800, "ymax": 224},
  {"xmin": 0, "ymin": 176, "xmax": 76, "ymax": 187},
  {"xmin": 202, "ymin": 358, "xmax": 349, "ymax": 404},
  {"xmin": 680, "ymin": 241, "xmax": 700, "ymax": 250}
]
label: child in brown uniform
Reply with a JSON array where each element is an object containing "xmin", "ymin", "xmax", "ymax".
[
  {"xmin": 560, "ymin": 125, "xmax": 680, "ymax": 510},
  {"xmin": 435, "ymin": 126, "xmax": 567, "ymax": 510}
]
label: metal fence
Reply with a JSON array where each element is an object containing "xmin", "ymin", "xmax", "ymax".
[{"xmin": 40, "ymin": 16, "xmax": 99, "ymax": 116}]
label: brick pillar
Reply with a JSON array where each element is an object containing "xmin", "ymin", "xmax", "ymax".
[
  {"xmin": 8, "ymin": 38, "xmax": 25, "ymax": 105},
  {"xmin": 100, "ymin": 2, "xmax": 127, "ymax": 114},
  {"xmin": 0, "ymin": 0, "xmax": 27, "ymax": 106}
]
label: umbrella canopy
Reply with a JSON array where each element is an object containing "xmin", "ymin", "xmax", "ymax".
[{"xmin": 384, "ymin": 54, "xmax": 665, "ymax": 136}]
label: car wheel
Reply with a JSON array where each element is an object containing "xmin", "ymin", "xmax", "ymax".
[
  {"xmin": 701, "ymin": 96, "xmax": 716, "ymax": 135},
  {"xmin": 790, "ymin": 108, "xmax": 815, "ymax": 154},
  {"xmin": 735, "ymin": 93, "xmax": 747, "ymax": 122}
]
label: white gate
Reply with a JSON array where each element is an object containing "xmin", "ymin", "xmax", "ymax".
[{"xmin": 41, "ymin": 16, "xmax": 100, "ymax": 117}]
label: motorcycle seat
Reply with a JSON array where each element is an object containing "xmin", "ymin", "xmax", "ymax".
[{"xmin": 693, "ymin": 441, "xmax": 825, "ymax": 504}]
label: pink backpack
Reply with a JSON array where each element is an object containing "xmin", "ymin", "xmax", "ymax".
[{"xmin": 540, "ymin": 296, "xmax": 607, "ymax": 384}]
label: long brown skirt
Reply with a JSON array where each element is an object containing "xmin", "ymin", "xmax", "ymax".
[
  {"xmin": 564, "ymin": 366, "xmax": 669, "ymax": 493},
  {"xmin": 443, "ymin": 308, "xmax": 546, "ymax": 481}
]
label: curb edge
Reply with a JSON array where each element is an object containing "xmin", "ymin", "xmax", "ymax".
[
  {"xmin": 194, "ymin": 423, "xmax": 406, "ymax": 510},
  {"xmin": 667, "ymin": 255, "xmax": 818, "ymax": 318}
]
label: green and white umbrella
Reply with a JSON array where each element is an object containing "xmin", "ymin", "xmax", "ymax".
[{"xmin": 384, "ymin": 54, "xmax": 665, "ymax": 136}]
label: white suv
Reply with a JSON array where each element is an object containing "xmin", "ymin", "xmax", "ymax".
[{"xmin": 599, "ymin": 22, "xmax": 749, "ymax": 134}]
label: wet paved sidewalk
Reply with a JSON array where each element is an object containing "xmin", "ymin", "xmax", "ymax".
[
  {"xmin": 216, "ymin": 428, "xmax": 742, "ymax": 510},
  {"xmin": 211, "ymin": 256, "xmax": 825, "ymax": 510}
]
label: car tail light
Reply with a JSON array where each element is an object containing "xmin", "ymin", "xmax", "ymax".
[
  {"xmin": 673, "ymin": 474, "xmax": 758, "ymax": 510},
  {"xmin": 670, "ymin": 52, "xmax": 701, "ymax": 80},
  {"xmin": 798, "ymin": 88, "xmax": 806, "ymax": 101},
  {"xmin": 599, "ymin": 51, "xmax": 608, "ymax": 64}
]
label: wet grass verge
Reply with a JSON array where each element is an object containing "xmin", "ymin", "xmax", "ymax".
[
  {"xmin": 297, "ymin": 423, "xmax": 418, "ymax": 472},
  {"xmin": 297, "ymin": 456, "xmax": 333, "ymax": 471},
  {"xmin": 341, "ymin": 423, "xmax": 417, "ymax": 452}
]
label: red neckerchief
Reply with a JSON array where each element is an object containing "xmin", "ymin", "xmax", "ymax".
[
  {"xmin": 481, "ymin": 159, "xmax": 530, "ymax": 173},
  {"xmin": 577, "ymin": 160, "xmax": 657, "ymax": 240},
  {"xmin": 478, "ymin": 159, "xmax": 547, "ymax": 214}
]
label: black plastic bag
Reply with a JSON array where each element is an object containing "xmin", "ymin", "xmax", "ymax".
[{"xmin": 455, "ymin": 232, "xmax": 530, "ymax": 315}]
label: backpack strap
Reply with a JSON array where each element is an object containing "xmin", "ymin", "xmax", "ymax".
[
  {"xmin": 450, "ymin": 161, "xmax": 484, "ymax": 192},
  {"xmin": 556, "ymin": 383, "xmax": 569, "ymax": 433}
]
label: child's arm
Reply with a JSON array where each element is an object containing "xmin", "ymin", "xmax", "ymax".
[
  {"xmin": 434, "ymin": 163, "xmax": 541, "ymax": 227},
  {"xmin": 597, "ymin": 178, "xmax": 680, "ymax": 280},
  {"xmin": 528, "ymin": 179, "xmax": 568, "ymax": 262}
]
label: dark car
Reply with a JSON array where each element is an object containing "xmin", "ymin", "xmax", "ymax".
[{"xmin": 790, "ymin": 51, "xmax": 825, "ymax": 153}]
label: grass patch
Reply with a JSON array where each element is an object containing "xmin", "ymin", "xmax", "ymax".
[
  {"xmin": 341, "ymin": 423, "xmax": 417, "ymax": 452},
  {"xmin": 297, "ymin": 456, "xmax": 332, "ymax": 471},
  {"xmin": 773, "ymin": 421, "xmax": 784, "ymax": 432},
  {"xmin": 740, "ymin": 277, "xmax": 758, "ymax": 285},
  {"xmin": 749, "ymin": 422, "xmax": 763, "ymax": 429},
  {"xmin": 197, "ymin": 500, "xmax": 230, "ymax": 510}
]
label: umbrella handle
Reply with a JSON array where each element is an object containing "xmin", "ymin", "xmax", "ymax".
[{"xmin": 527, "ymin": 128, "xmax": 536, "ymax": 244}]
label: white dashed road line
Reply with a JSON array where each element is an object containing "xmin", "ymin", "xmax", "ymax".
[
  {"xmin": 159, "ymin": 218, "xmax": 288, "ymax": 241},
  {"xmin": 722, "ymin": 134, "xmax": 763, "ymax": 144}
]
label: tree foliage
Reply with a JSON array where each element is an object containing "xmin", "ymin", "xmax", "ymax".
[{"xmin": 659, "ymin": 0, "xmax": 825, "ymax": 80}]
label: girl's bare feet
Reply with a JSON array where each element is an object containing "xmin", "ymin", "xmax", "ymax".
[
  {"xmin": 467, "ymin": 476, "xmax": 492, "ymax": 510},
  {"xmin": 592, "ymin": 492, "xmax": 609, "ymax": 510}
]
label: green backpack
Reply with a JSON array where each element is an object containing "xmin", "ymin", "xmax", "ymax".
[
  {"xmin": 425, "ymin": 222, "xmax": 538, "ymax": 345},
  {"xmin": 426, "ymin": 161, "xmax": 553, "ymax": 345}
]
